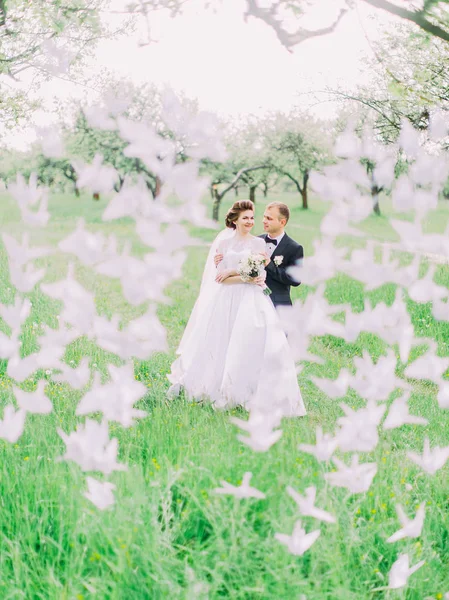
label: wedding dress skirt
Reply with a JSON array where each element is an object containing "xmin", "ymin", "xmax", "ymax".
[{"xmin": 167, "ymin": 240, "xmax": 306, "ymax": 417}]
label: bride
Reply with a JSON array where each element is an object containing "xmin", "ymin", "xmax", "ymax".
[{"xmin": 167, "ymin": 199, "xmax": 306, "ymax": 417}]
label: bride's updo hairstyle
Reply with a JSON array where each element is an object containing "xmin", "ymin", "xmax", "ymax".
[{"xmin": 225, "ymin": 199, "xmax": 255, "ymax": 229}]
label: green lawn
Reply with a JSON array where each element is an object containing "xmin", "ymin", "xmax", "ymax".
[{"xmin": 0, "ymin": 189, "xmax": 448, "ymax": 599}]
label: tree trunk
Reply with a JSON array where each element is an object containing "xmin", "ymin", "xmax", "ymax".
[
  {"xmin": 154, "ymin": 176, "xmax": 162, "ymax": 198},
  {"xmin": 74, "ymin": 187, "xmax": 80, "ymax": 197},
  {"xmin": 372, "ymin": 185, "xmax": 381, "ymax": 215},
  {"xmin": 249, "ymin": 185, "xmax": 256, "ymax": 203},
  {"xmin": 93, "ymin": 193, "xmax": 100, "ymax": 201},
  {"xmin": 210, "ymin": 185, "xmax": 215, "ymax": 199},
  {"xmin": 263, "ymin": 182, "xmax": 268, "ymax": 197},
  {"xmin": 212, "ymin": 190, "xmax": 222, "ymax": 221},
  {"xmin": 301, "ymin": 171, "xmax": 309, "ymax": 209},
  {"xmin": 234, "ymin": 185, "xmax": 239, "ymax": 197}
]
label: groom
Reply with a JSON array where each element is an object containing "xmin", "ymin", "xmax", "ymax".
[{"xmin": 216, "ymin": 201, "xmax": 304, "ymax": 307}]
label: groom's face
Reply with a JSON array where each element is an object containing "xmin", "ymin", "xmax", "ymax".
[{"xmin": 263, "ymin": 207, "xmax": 285, "ymax": 236}]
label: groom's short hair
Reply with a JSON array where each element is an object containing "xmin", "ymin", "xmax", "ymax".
[{"xmin": 267, "ymin": 202, "xmax": 290, "ymax": 224}]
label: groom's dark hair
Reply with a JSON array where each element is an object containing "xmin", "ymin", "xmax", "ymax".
[
  {"xmin": 267, "ymin": 201, "xmax": 290, "ymax": 224},
  {"xmin": 225, "ymin": 200, "xmax": 254, "ymax": 229}
]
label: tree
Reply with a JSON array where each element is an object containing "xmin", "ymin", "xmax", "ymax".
[
  {"xmin": 0, "ymin": 0, "xmax": 188, "ymax": 124},
  {"xmin": 0, "ymin": 0, "xmax": 113, "ymax": 123},
  {"xmin": 244, "ymin": 0, "xmax": 449, "ymax": 50},
  {"xmin": 264, "ymin": 111, "xmax": 332, "ymax": 209}
]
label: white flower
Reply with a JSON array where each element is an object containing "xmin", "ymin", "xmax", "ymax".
[{"xmin": 273, "ymin": 255, "xmax": 284, "ymax": 266}]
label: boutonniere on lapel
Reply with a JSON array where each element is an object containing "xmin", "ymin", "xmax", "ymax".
[{"xmin": 273, "ymin": 255, "xmax": 284, "ymax": 266}]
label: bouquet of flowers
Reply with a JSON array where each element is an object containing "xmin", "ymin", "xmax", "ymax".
[{"xmin": 238, "ymin": 252, "xmax": 272, "ymax": 295}]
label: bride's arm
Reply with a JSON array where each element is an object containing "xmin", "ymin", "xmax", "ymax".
[{"xmin": 215, "ymin": 242, "xmax": 239, "ymax": 282}]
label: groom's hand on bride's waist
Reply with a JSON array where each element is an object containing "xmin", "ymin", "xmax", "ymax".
[{"xmin": 214, "ymin": 252, "xmax": 224, "ymax": 267}]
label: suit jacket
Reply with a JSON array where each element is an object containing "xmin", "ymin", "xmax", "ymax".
[{"xmin": 259, "ymin": 233, "xmax": 304, "ymax": 306}]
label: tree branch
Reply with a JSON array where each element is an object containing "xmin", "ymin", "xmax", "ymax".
[
  {"xmin": 0, "ymin": 0, "xmax": 6, "ymax": 28},
  {"xmin": 244, "ymin": 0, "xmax": 351, "ymax": 51},
  {"xmin": 245, "ymin": 0, "xmax": 449, "ymax": 49},
  {"xmin": 280, "ymin": 170, "xmax": 303, "ymax": 195},
  {"xmin": 218, "ymin": 165, "xmax": 269, "ymax": 199},
  {"xmin": 361, "ymin": 0, "xmax": 449, "ymax": 42}
]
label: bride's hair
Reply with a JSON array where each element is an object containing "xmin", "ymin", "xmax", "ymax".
[{"xmin": 225, "ymin": 200, "xmax": 254, "ymax": 229}]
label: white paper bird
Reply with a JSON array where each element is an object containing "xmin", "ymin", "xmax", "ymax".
[
  {"xmin": 118, "ymin": 116, "xmax": 175, "ymax": 167},
  {"xmin": 214, "ymin": 472, "xmax": 266, "ymax": 499},
  {"xmin": 407, "ymin": 438, "xmax": 449, "ymax": 475},
  {"xmin": 102, "ymin": 176, "xmax": 152, "ymax": 222},
  {"xmin": 388, "ymin": 553, "xmax": 425, "ymax": 589},
  {"xmin": 344, "ymin": 290, "xmax": 415, "ymax": 363},
  {"xmin": 8, "ymin": 173, "xmax": 50, "ymax": 227},
  {"xmin": 161, "ymin": 88, "xmax": 228, "ymax": 162},
  {"xmin": 286, "ymin": 486, "xmax": 336, "ymax": 524},
  {"xmin": 57, "ymin": 419, "xmax": 127, "ymax": 474},
  {"xmin": 8, "ymin": 172, "xmax": 43, "ymax": 207},
  {"xmin": 351, "ymin": 350, "xmax": 410, "ymax": 403},
  {"xmin": 298, "ymin": 426, "xmax": 338, "ymax": 462},
  {"xmin": 52, "ymin": 358, "xmax": 91, "ymax": 390},
  {"xmin": 84, "ymin": 477, "xmax": 116, "ymax": 510},
  {"xmin": 404, "ymin": 343, "xmax": 449, "ymax": 385},
  {"xmin": 73, "ymin": 154, "xmax": 118, "ymax": 195},
  {"xmin": 230, "ymin": 408, "xmax": 284, "ymax": 453},
  {"xmin": 287, "ymin": 238, "xmax": 346, "ymax": 286},
  {"xmin": 336, "ymin": 401, "xmax": 386, "ymax": 453},
  {"xmin": 429, "ymin": 110, "xmax": 449, "ymax": 140},
  {"xmin": 0, "ymin": 405, "xmax": 26, "ymax": 443},
  {"xmin": 84, "ymin": 105, "xmax": 117, "ymax": 131},
  {"xmin": 311, "ymin": 368, "xmax": 351, "ymax": 399},
  {"xmin": 2, "ymin": 233, "xmax": 53, "ymax": 267},
  {"xmin": 8, "ymin": 261, "xmax": 46, "ymax": 294},
  {"xmin": 13, "ymin": 380, "xmax": 53, "ymax": 414},
  {"xmin": 0, "ymin": 297, "xmax": 31, "ymax": 330},
  {"xmin": 0, "ymin": 330, "xmax": 20, "ymax": 360},
  {"xmin": 408, "ymin": 264, "xmax": 449, "ymax": 304},
  {"xmin": 58, "ymin": 219, "xmax": 111, "ymax": 266},
  {"xmin": 275, "ymin": 520, "xmax": 321, "ymax": 556},
  {"xmin": 437, "ymin": 381, "xmax": 449, "ymax": 409},
  {"xmin": 383, "ymin": 392, "xmax": 428, "ymax": 430},
  {"xmin": 76, "ymin": 364, "xmax": 147, "ymax": 427},
  {"xmin": 325, "ymin": 455, "xmax": 377, "ymax": 494},
  {"xmin": 36, "ymin": 126, "xmax": 66, "ymax": 158},
  {"xmin": 387, "ymin": 503, "xmax": 425, "ymax": 543},
  {"xmin": 398, "ymin": 119, "xmax": 421, "ymax": 159}
]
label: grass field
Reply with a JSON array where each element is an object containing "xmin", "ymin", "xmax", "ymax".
[{"xmin": 0, "ymin": 189, "xmax": 448, "ymax": 599}]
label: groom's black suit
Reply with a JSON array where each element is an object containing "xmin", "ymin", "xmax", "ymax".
[{"xmin": 259, "ymin": 232, "xmax": 304, "ymax": 307}]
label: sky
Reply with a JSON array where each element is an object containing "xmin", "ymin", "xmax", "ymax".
[{"xmin": 3, "ymin": 0, "xmax": 397, "ymax": 149}]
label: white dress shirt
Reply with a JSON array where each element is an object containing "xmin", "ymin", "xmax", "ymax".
[{"xmin": 265, "ymin": 231, "xmax": 285, "ymax": 257}]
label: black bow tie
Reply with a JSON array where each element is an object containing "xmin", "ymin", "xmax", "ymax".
[{"xmin": 265, "ymin": 237, "xmax": 278, "ymax": 246}]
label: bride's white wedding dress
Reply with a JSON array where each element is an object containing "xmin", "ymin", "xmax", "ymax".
[{"xmin": 167, "ymin": 230, "xmax": 306, "ymax": 417}]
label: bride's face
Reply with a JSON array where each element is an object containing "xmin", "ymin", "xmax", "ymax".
[{"xmin": 236, "ymin": 210, "xmax": 255, "ymax": 233}]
